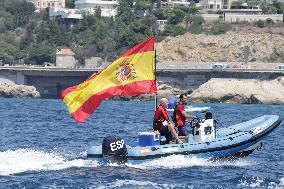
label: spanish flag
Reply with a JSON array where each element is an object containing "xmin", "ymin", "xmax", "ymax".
[{"xmin": 62, "ymin": 36, "xmax": 156, "ymax": 122}]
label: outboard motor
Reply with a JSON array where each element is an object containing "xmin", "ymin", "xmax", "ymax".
[
  {"xmin": 102, "ymin": 136, "xmax": 128, "ymax": 163},
  {"xmin": 192, "ymin": 112, "xmax": 216, "ymax": 142}
]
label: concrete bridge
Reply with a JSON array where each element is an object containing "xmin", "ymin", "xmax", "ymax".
[{"xmin": 0, "ymin": 66, "xmax": 283, "ymax": 98}]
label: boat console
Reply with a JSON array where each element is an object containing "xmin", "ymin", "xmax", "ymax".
[{"xmin": 190, "ymin": 112, "xmax": 216, "ymax": 142}]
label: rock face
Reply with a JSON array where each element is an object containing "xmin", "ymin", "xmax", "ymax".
[
  {"xmin": 0, "ymin": 83, "xmax": 40, "ymax": 98},
  {"xmin": 190, "ymin": 77, "xmax": 284, "ymax": 104},
  {"xmin": 156, "ymin": 31, "xmax": 284, "ymax": 63}
]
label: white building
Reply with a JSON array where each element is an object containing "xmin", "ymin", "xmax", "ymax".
[
  {"xmin": 49, "ymin": 7, "xmax": 82, "ymax": 19},
  {"xmin": 200, "ymin": 0, "xmax": 222, "ymax": 10},
  {"xmin": 27, "ymin": 0, "xmax": 65, "ymax": 10},
  {"xmin": 157, "ymin": 20, "xmax": 168, "ymax": 31},
  {"xmin": 161, "ymin": 0, "xmax": 191, "ymax": 8},
  {"xmin": 75, "ymin": 0, "xmax": 118, "ymax": 17},
  {"xmin": 56, "ymin": 48, "xmax": 77, "ymax": 68}
]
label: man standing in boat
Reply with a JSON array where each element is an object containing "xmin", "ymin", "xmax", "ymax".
[
  {"xmin": 174, "ymin": 94, "xmax": 197, "ymax": 141},
  {"xmin": 154, "ymin": 98, "xmax": 183, "ymax": 144}
]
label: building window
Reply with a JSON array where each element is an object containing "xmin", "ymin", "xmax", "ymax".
[
  {"xmin": 217, "ymin": 4, "xmax": 220, "ymax": 9},
  {"xmin": 209, "ymin": 4, "xmax": 213, "ymax": 9}
]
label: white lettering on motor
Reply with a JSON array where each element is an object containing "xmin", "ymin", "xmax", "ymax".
[{"xmin": 110, "ymin": 139, "xmax": 125, "ymax": 151}]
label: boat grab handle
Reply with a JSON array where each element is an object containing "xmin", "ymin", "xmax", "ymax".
[{"xmin": 154, "ymin": 134, "xmax": 160, "ymax": 141}]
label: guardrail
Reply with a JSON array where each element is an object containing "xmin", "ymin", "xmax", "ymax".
[{"xmin": 0, "ymin": 66, "xmax": 283, "ymax": 73}]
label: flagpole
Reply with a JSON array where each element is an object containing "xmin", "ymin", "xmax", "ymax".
[{"xmin": 154, "ymin": 37, "xmax": 157, "ymax": 110}]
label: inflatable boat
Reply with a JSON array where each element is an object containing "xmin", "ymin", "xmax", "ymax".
[{"xmin": 87, "ymin": 113, "xmax": 282, "ymax": 163}]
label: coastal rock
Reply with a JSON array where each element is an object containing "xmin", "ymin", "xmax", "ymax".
[
  {"xmin": 190, "ymin": 77, "xmax": 284, "ymax": 104},
  {"xmin": 156, "ymin": 30, "xmax": 284, "ymax": 63},
  {"xmin": 111, "ymin": 83, "xmax": 191, "ymax": 101},
  {"xmin": 0, "ymin": 83, "xmax": 40, "ymax": 98}
]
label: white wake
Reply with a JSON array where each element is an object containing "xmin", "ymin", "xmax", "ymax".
[
  {"xmin": 0, "ymin": 148, "xmax": 99, "ymax": 176},
  {"xmin": 126, "ymin": 154, "xmax": 253, "ymax": 170}
]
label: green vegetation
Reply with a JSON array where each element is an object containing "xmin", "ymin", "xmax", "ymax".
[
  {"xmin": 0, "ymin": 0, "xmax": 283, "ymax": 65},
  {"xmin": 209, "ymin": 21, "xmax": 231, "ymax": 35},
  {"xmin": 188, "ymin": 15, "xmax": 204, "ymax": 34},
  {"xmin": 255, "ymin": 20, "xmax": 265, "ymax": 28},
  {"xmin": 65, "ymin": 0, "xmax": 76, "ymax": 8}
]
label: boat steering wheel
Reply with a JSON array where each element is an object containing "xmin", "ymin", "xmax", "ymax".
[{"xmin": 190, "ymin": 117, "xmax": 200, "ymax": 128}]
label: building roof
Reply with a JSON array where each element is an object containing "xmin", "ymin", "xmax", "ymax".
[{"xmin": 56, "ymin": 48, "xmax": 76, "ymax": 56}]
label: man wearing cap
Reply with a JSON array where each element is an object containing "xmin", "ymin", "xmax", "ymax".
[{"xmin": 153, "ymin": 98, "xmax": 183, "ymax": 144}]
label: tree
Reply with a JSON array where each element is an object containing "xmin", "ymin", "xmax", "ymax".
[
  {"xmin": 26, "ymin": 44, "xmax": 54, "ymax": 65},
  {"xmin": 272, "ymin": 1, "xmax": 284, "ymax": 14},
  {"xmin": 261, "ymin": 3, "xmax": 277, "ymax": 14},
  {"xmin": 190, "ymin": 15, "xmax": 204, "ymax": 25},
  {"xmin": 246, "ymin": 0, "xmax": 261, "ymax": 7},
  {"xmin": 188, "ymin": 4, "xmax": 201, "ymax": 15},
  {"xmin": 6, "ymin": 0, "xmax": 35, "ymax": 28},
  {"xmin": 142, "ymin": 14, "xmax": 158, "ymax": 34},
  {"xmin": 117, "ymin": 0, "xmax": 135, "ymax": 24},
  {"xmin": 153, "ymin": 9, "xmax": 167, "ymax": 20},
  {"xmin": 95, "ymin": 7, "xmax": 102, "ymax": 18},
  {"xmin": 133, "ymin": 0, "xmax": 147, "ymax": 19},
  {"xmin": 188, "ymin": 15, "xmax": 205, "ymax": 34},
  {"xmin": 65, "ymin": 0, "xmax": 75, "ymax": 8},
  {"xmin": 168, "ymin": 8, "xmax": 186, "ymax": 25}
]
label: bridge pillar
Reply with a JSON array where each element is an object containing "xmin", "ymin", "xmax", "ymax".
[{"xmin": 16, "ymin": 72, "xmax": 26, "ymax": 85}]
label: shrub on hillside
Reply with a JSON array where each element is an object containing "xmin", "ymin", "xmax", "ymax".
[
  {"xmin": 209, "ymin": 21, "xmax": 231, "ymax": 35},
  {"xmin": 255, "ymin": 20, "xmax": 265, "ymax": 28},
  {"xmin": 163, "ymin": 24, "xmax": 187, "ymax": 37},
  {"xmin": 266, "ymin": 18, "xmax": 274, "ymax": 25},
  {"xmin": 188, "ymin": 24, "xmax": 204, "ymax": 34}
]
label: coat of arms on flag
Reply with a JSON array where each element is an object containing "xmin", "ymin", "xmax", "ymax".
[{"xmin": 115, "ymin": 60, "xmax": 136, "ymax": 82}]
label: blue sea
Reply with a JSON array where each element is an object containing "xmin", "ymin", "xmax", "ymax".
[{"xmin": 0, "ymin": 98, "xmax": 283, "ymax": 189}]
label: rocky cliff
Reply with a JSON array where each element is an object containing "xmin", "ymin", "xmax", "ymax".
[
  {"xmin": 156, "ymin": 29, "xmax": 284, "ymax": 63},
  {"xmin": 0, "ymin": 83, "xmax": 40, "ymax": 98},
  {"xmin": 190, "ymin": 76, "xmax": 284, "ymax": 104}
]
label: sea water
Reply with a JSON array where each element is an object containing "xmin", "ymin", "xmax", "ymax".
[{"xmin": 0, "ymin": 98, "xmax": 283, "ymax": 189}]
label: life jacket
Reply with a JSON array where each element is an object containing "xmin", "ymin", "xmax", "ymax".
[{"xmin": 153, "ymin": 105, "xmax": 169, "ymax": 131}]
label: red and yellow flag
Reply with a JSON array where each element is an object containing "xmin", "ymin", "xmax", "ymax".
[{"xmin": 62, "ymin": 36, "xmax": 156, "ymax": 122}]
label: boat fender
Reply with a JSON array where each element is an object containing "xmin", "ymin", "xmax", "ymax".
[{"xmin": 102, "ymin": 136, "xmax": 128, "ymax": 163}]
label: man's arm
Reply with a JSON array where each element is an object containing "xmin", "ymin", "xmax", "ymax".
[{"xmin": 182, "ymin": 111, "xmax": 197, "ymax": 120}]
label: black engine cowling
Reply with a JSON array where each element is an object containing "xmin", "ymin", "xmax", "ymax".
[{"xmin": 102, "ymin": 136, "xmax": 128, "ymax": 163}]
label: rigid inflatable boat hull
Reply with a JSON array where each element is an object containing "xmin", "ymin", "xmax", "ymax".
[{"xmin": 87, "ymin": 115, "xmax": 282, "ymax": 162}]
